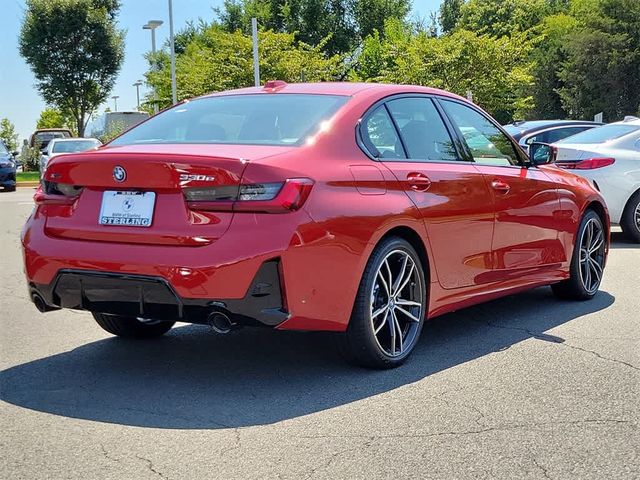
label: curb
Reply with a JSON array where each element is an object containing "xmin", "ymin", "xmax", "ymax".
[{"xmin": 17, "ymin": 182, "xmax": 40, "ymax": 188}]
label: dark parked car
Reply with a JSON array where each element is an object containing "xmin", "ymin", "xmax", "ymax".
[
  {"xmin": 0, "ymin": 140, "xmax": 17, "ymax": 192},
  {"xmin": 503, "ymin": 120, "xmax": 603, "ymax": 154}
]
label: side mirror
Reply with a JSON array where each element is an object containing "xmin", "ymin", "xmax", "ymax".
[
  {"xmin": 12, "ymin": 150, "xmax": 19, "ymax": 157},
  {"xmin": 529, "ymin": 142, "xmax": 554, "ymax": 166}
]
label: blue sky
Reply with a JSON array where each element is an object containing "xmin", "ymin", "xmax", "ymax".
[{"xmin": 0, "ymin": 0, "xmax": 440, "ymax": 140}]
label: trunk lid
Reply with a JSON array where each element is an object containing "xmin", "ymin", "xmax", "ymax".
[{"xmin": 42, "ymin": 144, "xmax": 292, "ymax": 246}]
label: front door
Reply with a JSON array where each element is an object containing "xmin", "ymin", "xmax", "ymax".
[{"xmin": 438, "ymin": 99, "xmax": 565, "ymax": 279}]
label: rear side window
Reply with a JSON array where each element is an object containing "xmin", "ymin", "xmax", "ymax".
[
  {"xmin": 440, "ymin": 100, "xmax": 519, "ymax": 166},
  {"xmin": 362, "ymin": 107, "xmax": 405, "ymax": 159},
  {"xmin": 387, "ymin": 98, "xmax": 458, "ymax": 162},
  {"xmin": 110, "ymin": 94, "xmax": 348, "ymax": 147}
]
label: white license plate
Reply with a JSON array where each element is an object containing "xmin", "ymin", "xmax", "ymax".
[{"xmin": 99, "ymin": 191, "xmax": 156, "ymax": 227}]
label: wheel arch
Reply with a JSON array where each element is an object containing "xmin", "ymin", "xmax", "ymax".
[{"xmin": 375, "ymin": 225, "xmax": 432, "ymax": 285}]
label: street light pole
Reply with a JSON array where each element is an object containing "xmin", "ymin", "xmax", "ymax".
[
  {"xmin": 111, "ymin": 95, "xmax": 119, "ymax": 112},
  {"xmin": 143, "ymin": 20, "xmax": 163, "ymax": 113},
  {"xmin": 168, "ymin": 0, "xmax": 177, "ymax": 105},
  {"xmin": 133, "ymin": 80, "xmax": 143, "ymax": 110}
]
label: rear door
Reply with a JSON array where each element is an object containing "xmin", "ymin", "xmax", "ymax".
[
  {"xmin": 361, "ymin": 96, "xmax": 495, "ymax": 289},
  {"xmin": 438, "ymin": 99, "xmax": 565, "ymax": 276}
]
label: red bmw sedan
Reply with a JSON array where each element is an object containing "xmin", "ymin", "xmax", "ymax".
[{"xmin": 22, "ymin": 82, "xmax": 609, "ymax": 368}]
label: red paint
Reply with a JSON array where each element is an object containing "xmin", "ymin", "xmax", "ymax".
[{"xmin": 22, "ymin": 83, "xmax": 610, "ymax": 331}]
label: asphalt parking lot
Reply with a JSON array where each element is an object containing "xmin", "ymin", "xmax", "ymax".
[{"xmin": 1, "ymin": 187, "xmax": 638, "ymax": 479}]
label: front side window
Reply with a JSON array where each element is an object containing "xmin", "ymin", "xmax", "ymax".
[
  {"xmin": 387, "ymin": 98, "xmax": 458, "ymax": 161},
  {"xmin": 362, "ymin": 106, "xmax": 405, "ymax": 159},
  {"xmin": 110, "ymin": 94, "xmax": 348, "ymax": 147},
  {"xmin": 440, "ymin": 100, "xmax": 520, "ymax": 166}
]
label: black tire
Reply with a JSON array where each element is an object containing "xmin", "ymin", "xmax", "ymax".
[
  {"xmin": 92, "ymin": 312, "xmax": 175, "ymax": 338},
  {"xmin": 620, "ymin": 190, "xmax": 640, "ymax": 244},
  {"xmin": 338, "ymin": 236, "xmax": 427, "ymax": 369},
  {"xmin": 552, "ymin": 210, "xmax": 606, "ymax": 301}
]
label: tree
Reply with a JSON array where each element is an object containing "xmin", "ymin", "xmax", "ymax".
[
  {"xmin": 214, "ymin": 0, "xmax": 411, "ymax": 56},
  {"xmin": 530, "ymin": 14, "xmax": 577, "ymax": 119},
  {"xmin": 458, "ymin": 0, "xmax": 551, "ymax": 38},
  {"xmin": 36, "ymin": 107, "xmax": 70, "ymax": 130},
  {"xmin": 19, "ymin": 0, "xmax": 125, "ymax": 136},
  {"xmin": 145, "ymin": 26, "xmax": 342, "ymax": 109},
  {"xmin": 0, "ymin": 119, "xmax": 19, "ymax": 152},
  {"xmin": 557, "ymin": 0, "xmax": 640, "ymax": 120},
  {"xmin": 352, "ymin": 20, "xmax": 535, "ymax": 123},
  {"xmin": 439, "ymin": 0, "xmax": 465, "ymax": 34}
]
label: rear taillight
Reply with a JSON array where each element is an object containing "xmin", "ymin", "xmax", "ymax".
[
  {"xmin": 34, "ymin": 182, "xmax": 83, "ymax": 205},
  {"xmin": 557, "ymin": 158, "xmax": 615, "ymax": 170},
  {"xmin": 185, "ymin": 178, "xmax": 314, "ymax": 213}
]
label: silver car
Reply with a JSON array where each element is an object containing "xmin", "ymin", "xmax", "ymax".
[{"xmin": 40, "ymin": 138, "xmax": 102, "ymax": 175}]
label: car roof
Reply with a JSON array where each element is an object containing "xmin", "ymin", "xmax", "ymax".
[
  {"xmin": 199, "ymin": 81, "xmax": 466, "ymax": 101},
  {"xmin": 505, "ymin": 119, "xmax": 602, "ymax": 129}
]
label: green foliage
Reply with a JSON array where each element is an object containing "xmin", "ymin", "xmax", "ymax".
[
  {"xmin": 353, "ymin": 20, "xmax": 535, "ymax": 123},
  {"xmin": 0, "ymin": 119, "xmax": 19, "ymax": 152},
  {"xmin": 36, "ymin": 107, "xmax": 73, "ymax": 131},
  {"xmin": 21, "ymin": 146, "xmax": 42, "ymax": 172},
  {"xmin": 458, "ymin": 0, "xmax": 551, "ymax": 38},
  {"xmin": 145, "ymin": 26, "xmax": 342, "ymax": 109},
  {"xmin": 214, "ymin": 0, "xmax": 411, "ymax": 55},
  {"xmin": 557, "ymin": 0, "xmax": 640, "ymax": 120},
  {"xmin": 530, "ymin": 14, "xmax": 577, "ymax": 118},
  {"xmin": 19, "ymin": 0, "xmax": 125, "ymax": 136},
  {"xmin": 438, "ymin": 0, "xmax": 465, "ymax": 34}
]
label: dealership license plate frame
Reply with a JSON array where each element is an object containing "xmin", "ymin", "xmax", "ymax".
[{"xmin": 99, "ymin": 191, "xmax": 156, "ymax": 227}]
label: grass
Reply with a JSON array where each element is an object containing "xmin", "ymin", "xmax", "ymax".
[{"xmin": 17, "ymin": 172, "xmax": 40, "ymax": 182}]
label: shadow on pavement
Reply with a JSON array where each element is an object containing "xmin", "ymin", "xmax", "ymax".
[{"xmin": 0, "ymin": 287, "xmax": 614, "ymax": 429}]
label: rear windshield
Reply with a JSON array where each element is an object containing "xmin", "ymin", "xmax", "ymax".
[
  {"xmin": 110, "ymin": 94, "xmax": 349, "ymax": 147},
  {"xmin": 556, "ymin": 124, "xmax": 639, "ymax": 144},
  {"xmin": 52, "ymin": 140, "xmax": 99, "ymax": 153}
]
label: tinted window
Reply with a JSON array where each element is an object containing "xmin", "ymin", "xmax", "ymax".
[
  {"xmin": 387, "ymin": 98, "xmax": 458, "ymax": 161},
  {"xmin": 110, "ymin": 94, "xmax": 348, "ymax": 147},
  {"xmin": 362, "ymin": 107, "xmax": 405, "ymax": 159},
  {"xmin": 556, "ymin": 124, "xmax": 640, "ymax": 144},
  {"xmin": 441, "ymin": 100, "xmax": 519, "ymax": 166},
  {"xmin": 526, "ymin": 126, "xmax": 592, "ymax": 145}
]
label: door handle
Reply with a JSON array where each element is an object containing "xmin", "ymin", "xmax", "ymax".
[
  {"xmin": 491, "ymin": 179, "xmax": 511, "ymax": 193},
  {"xmin": 407, "ymin": 172, "xmax": 432, "ymax": 192}
]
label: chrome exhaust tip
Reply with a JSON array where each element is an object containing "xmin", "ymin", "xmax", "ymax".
[{"xmin": 207, "ymin": 312, "xmax": 234, "ymax": 334}]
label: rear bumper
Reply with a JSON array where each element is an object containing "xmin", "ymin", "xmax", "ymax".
[{"xmin": 29, "ymin": 263, "xmax": 288, "ymax": 327}]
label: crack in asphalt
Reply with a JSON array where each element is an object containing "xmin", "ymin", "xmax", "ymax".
[
  {"xmin": 472, "ymin": 319, "xmax": 639, "ymax": 371},
  {"xmin": 219, "ymin": 428, "xmax": 242, "ymax": 458},
  {"xmin": 531, "ymin": 456, "xmax": 553, "ymax": 480},
  {"xmin": 297, "ymin": 418, "xmax": 635, "ymax": 441},
  {"xmin": 135, "ymin": 454, "xmax": 169, "ymax": 480},
  {"xmin": 302, "ymin": 441, "xmax": 372, "ymax": 480},
  {"xmin": 99, "ymin": 443, "xmax": 121, "ymax": 464}
]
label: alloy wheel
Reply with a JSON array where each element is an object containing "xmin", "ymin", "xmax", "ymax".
[
  {"xmin": 370, "ymin": 249, "xmax": 424, "ymax": 357},
  {"xmin": 635, "ymin": 201, "xmax": 640, "ymax": 233},
  {"xmin": 578, "ymin": 218, "xmax": 605, "ymax": 294}
]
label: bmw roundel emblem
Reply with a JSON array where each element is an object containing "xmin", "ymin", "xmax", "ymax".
[{"xmin": 113, "ymin": 165, "xmax": 126, "ymax": 183}]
